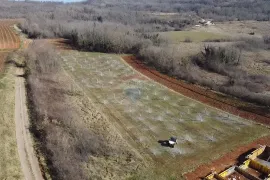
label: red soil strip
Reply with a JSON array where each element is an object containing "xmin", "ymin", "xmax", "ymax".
[
  {"xmin": 122, "ymin": 56, "xmax": 270, "ymax": 125},
  {"xmin": 184, "ymin": 135, "xmax": 270, "ymax": 180}
]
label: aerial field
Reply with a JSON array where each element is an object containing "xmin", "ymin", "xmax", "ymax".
[
  {"xmin": 60, "ymin": 51, "xmax": 270, "ymax": 178},
  {"xmin": 160, "ymin": 30, "xmax": 227, "ymax": 43}
]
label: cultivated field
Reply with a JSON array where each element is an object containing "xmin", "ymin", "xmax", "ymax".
[
  {"xmin": 0, "ymin": 19, "xmax": 23, "ymax": 180},
  {"xmin": 60, "ymin": 51, "xmax": 270, "ymax": 178},
  {"xmin": 0, "ymin": 20, "xmax": 20, "ymax": 50}
]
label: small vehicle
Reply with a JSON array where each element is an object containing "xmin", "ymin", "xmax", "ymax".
[{"xmin": 168, "ymin": 137, "xmax": 177, "ymax": 148}]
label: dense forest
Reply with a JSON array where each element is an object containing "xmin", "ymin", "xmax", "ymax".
[{"xmin": 2, "ymin": 0, "xmax": 270, "ymax": 21}]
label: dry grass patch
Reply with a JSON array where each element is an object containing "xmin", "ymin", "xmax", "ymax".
[
  {"xmin": 0, "ymin": 64, "xmax": 23, "ymax": 179},
  {"xmin": 24, "ymin": 41, "xmax": 144, "ymax": 180}
]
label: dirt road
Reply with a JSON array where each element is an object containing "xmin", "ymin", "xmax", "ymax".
[{"xmin": 14, "ymin": 68, "xmax": 43, "ymax": 180}]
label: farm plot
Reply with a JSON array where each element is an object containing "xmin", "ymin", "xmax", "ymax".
[
  {"xmin": 0, "ymin": 20, "xmax": 20, "ymax": 50},
  {"xmin": 60, "ymin": 51, "xmax": 270, "ymax": 178}
]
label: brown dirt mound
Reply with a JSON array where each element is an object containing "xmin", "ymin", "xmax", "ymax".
[
  {"xmin": 122, "ymin": 56, "xmax": 270, "ymax": 125},
  {"xmin": 184, "ymin": 135, "xmax": 270, "ymax": 180}
]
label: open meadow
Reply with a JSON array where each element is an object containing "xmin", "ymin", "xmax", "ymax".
[
  {"xmin": 60, "ymin": 50, "xmax": 270, "ymax": 178},
  {"xmin": 160, "ymin": 31, "xmax": 227, "ymax": 43}
]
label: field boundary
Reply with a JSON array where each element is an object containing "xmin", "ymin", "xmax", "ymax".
[{"xmin": 122, "ymin": 56, "xmax": 270, "ymax": 126}]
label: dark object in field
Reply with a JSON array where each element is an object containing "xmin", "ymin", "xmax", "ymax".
[{"xmin": 158, "ymin": 137, "xmax": 177, "ymax": 148}]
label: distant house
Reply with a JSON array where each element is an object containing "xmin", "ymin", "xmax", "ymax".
[
  {"xmin": 199, "ymin": 19, "xmax": 206, "ymax": 24},
  {"xmin": 199, "ymin": 19, "xmax": 214, "ymax": 26}
]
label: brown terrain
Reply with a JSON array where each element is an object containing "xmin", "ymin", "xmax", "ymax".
[
  {"xmin": 0, "ymin": 19, "xmax": 21, "ymax": 71},
  {"xmin": 0, "ymin": 19, "xmax": 20, "ymax": 50}
]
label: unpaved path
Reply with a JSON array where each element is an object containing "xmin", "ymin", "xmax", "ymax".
[{"xmin": 14, "ymin": 68, "xmax": 43, "ymax": 180}]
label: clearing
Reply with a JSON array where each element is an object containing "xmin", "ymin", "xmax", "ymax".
[
  {"xmin": 160, "ymin": 30, "xmax": 227, "ymax": 43},
  {"xmin": 60, "ymin": 50, "xmax": 270, "ymax": 179}
]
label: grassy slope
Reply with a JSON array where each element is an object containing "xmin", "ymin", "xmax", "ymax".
[
  {"xmin": 0, "ymin": 65, "xmax": 23, "ymax": 179},
  {"xmin": 60, "ymin": 51, "xmax": 270, "ymax": 179}
]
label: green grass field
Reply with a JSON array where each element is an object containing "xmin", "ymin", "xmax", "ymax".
[
  {"xmin": 0, "ymin": 65, "xmax": 22, "ymax": 180},
  {"xmin": 160, "ymin": 31, "xmax": 227, "ymax": 43},
  {"xmin": 60, "ymin": 51, "xmax": 270, "ymax": 179}
]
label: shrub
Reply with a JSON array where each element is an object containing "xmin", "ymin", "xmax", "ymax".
[
  {"xmin": 184, "ymin": 37, "xmax": 192, "ymax": 43},
  {"xmin": 263, "ymin": 35, "xmax": 270, "ymax": 44},
  {"xmin": 191, "ymin": 45, "xmax": 242, "ymax": 75},
  {"xmin": 235, "ymin": 37, "xmax": 267, "ymax": 50}
]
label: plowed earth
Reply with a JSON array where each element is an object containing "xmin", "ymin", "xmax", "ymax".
[
  {"xmin": 123, "ymin": 56, "xmax": 270, "ymax": 126},
  {"xmin": 0, "ymin": 20, "xmax": 21, "ymax": 71},
  {"xmin": 0, "ymin": 20, "xmax": 20, "ymax": 50}
]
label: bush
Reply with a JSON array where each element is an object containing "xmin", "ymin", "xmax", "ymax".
[
  {"xmin": 263, "ymin": 35, "xmax": 270, "ymax": 44},
  {"xmin": 184, "ymin": 37, "xmax": 192, "ymax": 43},
  {"xmin": 192, "ymin": 45, "xmax": 241, "ymax": 75},
  {"xmin": 235, "ymin": 37, "xmax": 267, "ymax": 50}
]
